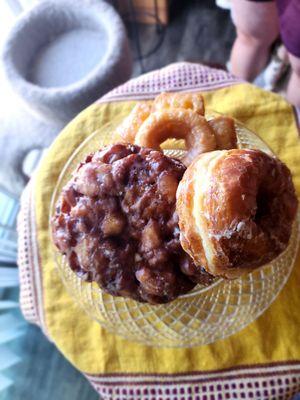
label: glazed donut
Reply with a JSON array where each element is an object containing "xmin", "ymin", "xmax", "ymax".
[
  {"xmin": 153, "ymin": 92, "xmax": 205, "ymax": 115},
  {"xmin": 208, "ymin": 116, "xmax": 237, "ymax": 150},
  {"xmin": 134, "ymin": 109, "xmax": 216, "ymax": 166},
  {"xmin": 176, "ymin": 149, "xmax": 298, "ymax": 279},
  {"xmin": 116, "ymin": 102, "xmax": 151, "ymax": 143}
]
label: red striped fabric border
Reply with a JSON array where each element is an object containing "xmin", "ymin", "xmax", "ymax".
[
  {"xmin": 98, "ymin": 62, "xmax": 242, "ymax": 103},
  {"xmin": 87, "ymin": 361, "xmax": 300, "ymax": 400},
  {"xmin": 18, "ymin": 177, "xmax": 47, "ymax": 335}
]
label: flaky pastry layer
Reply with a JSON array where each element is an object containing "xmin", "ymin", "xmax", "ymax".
[{"xmin": 176, "ymin": 149, "xmax": 298, "ymax": 279}]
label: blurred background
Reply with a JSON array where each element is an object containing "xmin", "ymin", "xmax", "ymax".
[{"xmin": 0, "ymin": 0, "xmax": 235, "ymax": 196}]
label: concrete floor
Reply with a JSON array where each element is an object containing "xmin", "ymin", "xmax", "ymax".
[{"xmin": 129, "ymin": 0, "xmax": 235, "ymax": 76}]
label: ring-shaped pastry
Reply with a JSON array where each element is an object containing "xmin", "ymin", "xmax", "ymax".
[
  {"xmin": 135, "ymin": 109, "xmax": 217, "ymax": 166},
  {"xmin": 153, "ymin": 92, "xmax": 205, "ymax": 115},
  {"xmin": 176, "ymin": 149, "xmax": 298, "ymax": 279}
]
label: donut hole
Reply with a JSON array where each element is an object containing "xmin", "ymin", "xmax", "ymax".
[
  {"xmin": 160, "ymin": 138, "xmax": 186, "ymax": 151},
  {"xmin": 254, "ymin": 189, "xmax": 271, "ymax": 225}
]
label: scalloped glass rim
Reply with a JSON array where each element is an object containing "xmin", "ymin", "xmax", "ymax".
[{"xmin": 49, "ymin": 110, "xmax": 300, "ymax": 347}]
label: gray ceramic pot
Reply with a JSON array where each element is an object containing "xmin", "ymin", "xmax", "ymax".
[{"xmin": 2, "ymin": 0, "xmax": 132, "ymax": 123}]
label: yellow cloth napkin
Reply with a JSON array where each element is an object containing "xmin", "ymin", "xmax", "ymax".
[{"xmin": 22, "ymin": 64, "xmax": 300, "ymax": 399}]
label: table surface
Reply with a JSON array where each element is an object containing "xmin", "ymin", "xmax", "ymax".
[{"xmin": 0, "ymin": 288, "xmax": 98, "ymax": 400}]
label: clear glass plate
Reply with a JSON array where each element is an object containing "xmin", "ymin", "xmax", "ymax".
[{"xmin": 49, "ymin": 111, "xmax": 300, "ymax": 347}]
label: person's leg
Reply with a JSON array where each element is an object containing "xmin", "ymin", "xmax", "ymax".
[
  {"xmin": 276, "ymin": 0, "xmax": 300, "ymax": 107},
  {"xmin": 286, "ymin": 53, "xmax": 300, "ymax": 107},
  {"xmin": 230, "ymin": 0, "xmax": 279, "ymax": 81}
]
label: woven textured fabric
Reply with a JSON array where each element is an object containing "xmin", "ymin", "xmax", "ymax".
[{"xmin": 18, "ymin": 63, "xmax": 300, "ymax": 400}]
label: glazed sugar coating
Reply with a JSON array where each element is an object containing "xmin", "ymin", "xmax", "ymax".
[
  {"xmin": 51, "ymin": 143, "xmax": 213, "ymax": 304},
  {"xmin": 177, "ymin": 149, "xmax": 298, "ymax": 279}
]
